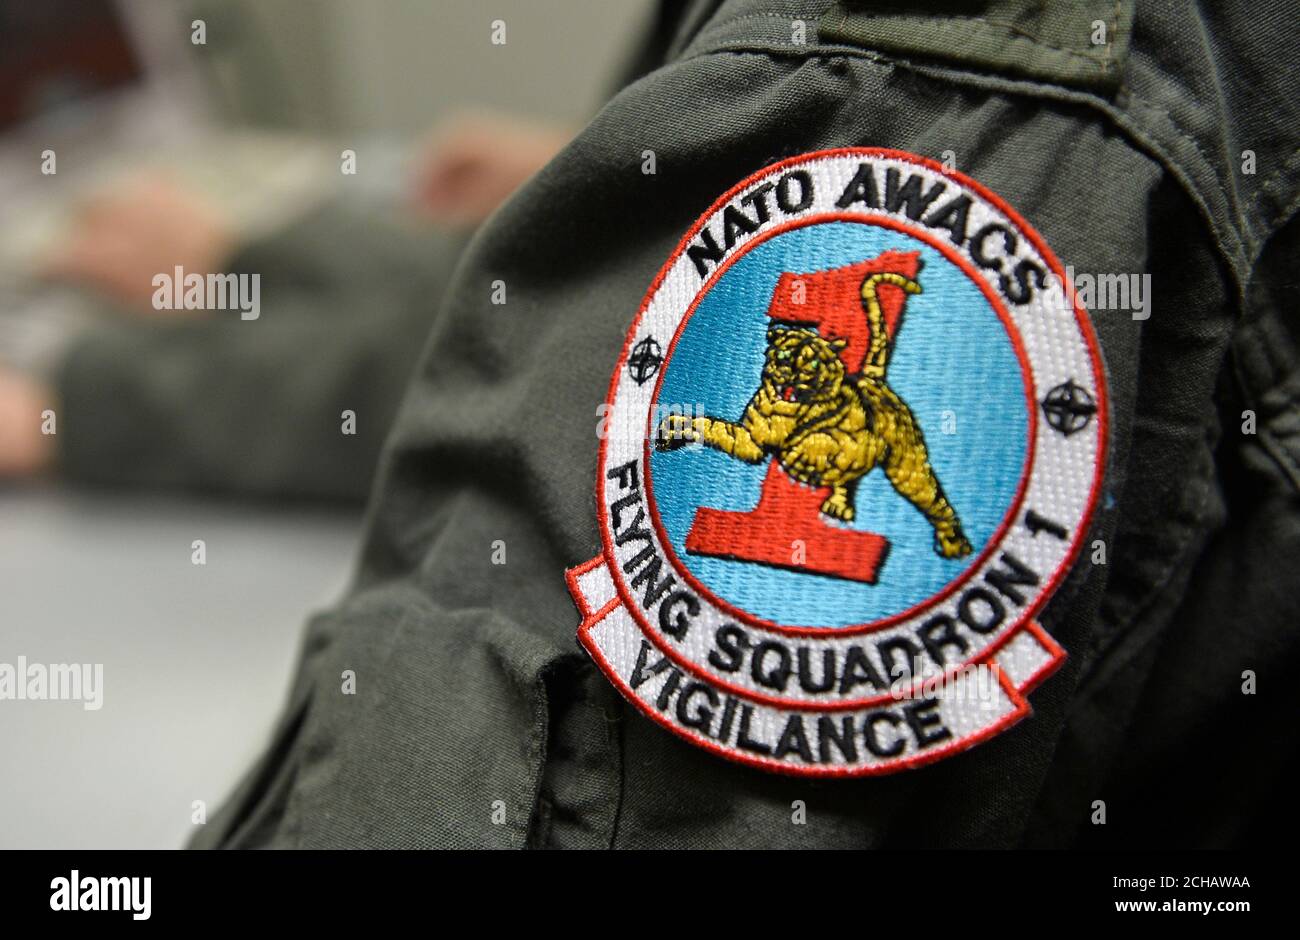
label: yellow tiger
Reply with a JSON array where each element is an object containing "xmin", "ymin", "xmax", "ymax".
[{"xmin": 657, "ymin": 272, "xmax": 972, "ymax": 559}]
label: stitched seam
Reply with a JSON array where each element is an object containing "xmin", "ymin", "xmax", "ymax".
[
  {"xmin": 690, "ymin": 8, "xmax": 827, "ymax": 46},
  {"xmin": 1122, "ymin": 81, "xmax": 1300, "ymax": 260},
  {"xmin": 1120, "ymin": 92, "xmax": 1238, "ymax": 248},
  {"xmin": 710, "ymin": 8, "xmax": 1121, "ymax": 66},
  {"xmin": 1100, "ymin": 0, "xmax": 1122, "ymax": 75},
  {"xmin": 839, "ymin": 13, "xmax": 1115, "ymax": 65},
  {"xmin": 709, "ymin": 10, "xmax": 816, "ymax": 28}
]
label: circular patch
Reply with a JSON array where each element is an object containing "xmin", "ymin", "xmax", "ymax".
[{"xmin": 568, "ymin": 148, "xmax": 1107, "ymax": 776}]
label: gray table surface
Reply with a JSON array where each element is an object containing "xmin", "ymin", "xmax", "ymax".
[{"xmin": 0, "ymin": 487, "xmax": 361, "ymax": 848}]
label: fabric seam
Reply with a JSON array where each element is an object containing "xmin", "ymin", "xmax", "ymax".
[{"xmin": 822, "ymin": 11, "xmax": 1122, "ymax": 68}]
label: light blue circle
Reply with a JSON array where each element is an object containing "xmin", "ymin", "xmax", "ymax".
[{"xmin": 649, "ymin": 220, "xmax": 1028, "ymax": 628}]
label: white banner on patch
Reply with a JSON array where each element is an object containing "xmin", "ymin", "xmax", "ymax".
[{"xmin": 567, "ymin": 556, "xmax": 1064, "ymax": 776}]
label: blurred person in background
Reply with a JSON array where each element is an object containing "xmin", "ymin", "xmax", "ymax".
[
  {"xmin": 0, "ymin": 112, "xmax": 571, "ymax": 499},
  {"xmin": 0, "ymin": 0, "xmax": 678, "ymax": 500},
  {"xmin": 0, "ymin": 0, "xmax": 658, "ymax": 499}
]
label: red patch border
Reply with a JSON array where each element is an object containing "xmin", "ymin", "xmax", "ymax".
[{"xmin": 586, "ymin": 147, "xmax": 1107, "ymax": 718}]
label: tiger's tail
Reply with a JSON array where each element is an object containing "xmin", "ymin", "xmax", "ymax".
[{"xmin": 860, "ymin": 272, "xmax": 921, "ymax": 377}]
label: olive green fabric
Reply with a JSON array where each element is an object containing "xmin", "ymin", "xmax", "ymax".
[
  {"xmin": 190, "ymin": 0, "xmax": 1298, "ymax": 848},
  {"xmin": 819, "ymin": 1, "xmax": 1135, "ymax": 91}
]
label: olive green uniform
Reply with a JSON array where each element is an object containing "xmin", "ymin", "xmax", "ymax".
[{"xmin": 186, "ymin": 0, "xmax": 1297, "ymax": 847}]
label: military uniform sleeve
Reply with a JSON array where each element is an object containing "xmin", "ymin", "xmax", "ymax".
[{"xmin": 195, "ymin": 0, "xmax": 1300, "ymax": 847}]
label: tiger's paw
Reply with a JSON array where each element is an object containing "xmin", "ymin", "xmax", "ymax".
[
  {"xmin": 934, "ymin": 526, "xmax": 973, "ymax": 559},
  {"xmin": 655, "ymin": 414, "xmax": 699, "ymax": 451},
  {"xmin": 820, "ymin": 493, "xmax": 855, "ymax": 522}
]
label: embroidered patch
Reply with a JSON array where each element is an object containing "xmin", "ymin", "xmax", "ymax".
[{"xmin": 568, "ymin": 148, "xmax": 1107, "ymax": 777}]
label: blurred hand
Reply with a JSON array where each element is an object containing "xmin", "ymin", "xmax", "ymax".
[
  {"xmin": 42, "ymin": 177, "xmax": 234, "ymax": 311},
  {"xmin": 412, "ymin": 112, "xmax": 573, "ymax": 226},
  {"xmin": 0, "ymin": 367, "xmax": 56, "ymax": 478}
]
